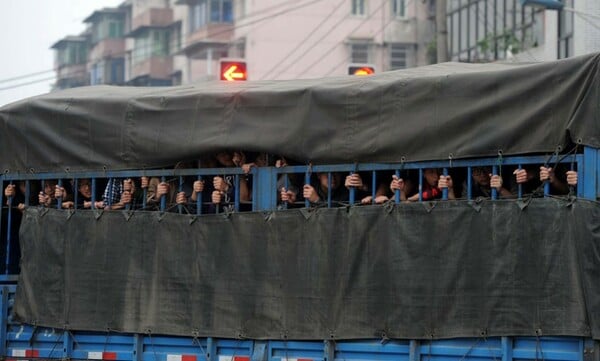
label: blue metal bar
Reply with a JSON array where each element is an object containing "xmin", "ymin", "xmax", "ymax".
[
  {"xmin": 282, "ymin": 175, "xmax": 289, "ymax": 210},
  {"xmin": 5, "ymin": 181, "xmax": 12, "ymax": 275},
  {"xmin": 304, "ymin": 171, "xmax": 310, "ymax": 208},
  {"xmin": 40, "ymin": 179, "xmax": 45, "ymax": 205},
  {"xmin": 501, "ymin": 336, "xmax": 513, "ymax": 361},
  {"xmin": 197, "ymin": 175, "xmax": 202, "ymax": 216},
  {"xmin": 73, "ymin": 178, "xmax": 78, "ymax": 210},
  {"xmin": 348, "ymin": 173, "xmax": 355, "ymax": 205},
  {"xmin": 517, "ymin": 164, "xmax": 523, "ymax": 199},
  {"xmin": 418, "ymin": 168, "xmax": 423, "ymax": 202},
  {"xmin": 143, "ymin": 177, "xmax": 148, "ymax": 210},
  {"xmin": 178, "ymin": 176, "xmax": 183, "ymax": 214},
  {"xmin": 409, "ymin": 340, "xmax": 420, "ymax": 361},
  {"xmin": 106, "ymin": 178, "xmax": 113, "ymax": 208},
  {"xmin": 544, "ymin": 167, "xmax": 550, "ymax": 197},
  {"xmin": 492, "ymin": 166, "xmax": 498, "ymax": 200},
  {"xmin": 25, "ymin": 180, "xmax": 30, "ymax": 206},
  {"xmin": 394, "ymin": 170, "xmax": 400, "ymax": 204},
  {"xmin": 63, "ymin": 330, "xmax": 72, "ymax": 359},
  {"xmin": 160, "ymin": 176, "xmax": 166, "ymax": 212},
  {"xmin": 234, "ymin": 174, "xmax": 240, "ymax": 212},
  {"xmin": 583, "ymin": 146, "xmax": 597, "ymax": 200},
  {"xmin": 327, "ymin": 172, "xmax": 332, "ymax": 208},
  {"xmin": 133, "ymin": 333, "xmax": 143, "ymax": 361},
  {"xmin": 442, "ymin": 168, "xmax": 448, "ymax": 200},
  {"xmin": 57, "ymin": 179, "xmax": 63, "ymax": 209},
  {"xmin": 371, "ymin": 170, "xmax": 376, "ymax": 204},
  {"xmin": 467, "ymin": 167, "xmax": 472, "ymax": 200},
  {"xmin": 0, "ymin": 286, "xmax": 8, "ymax": 357},
  {"xmin": 91, "ymin": 178, "xmax": 97, "ymax": 209}
]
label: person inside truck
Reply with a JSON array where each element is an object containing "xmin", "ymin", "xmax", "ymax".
[
  {"xmin": 210, "ymin": 151, "xmax": 251, "ymax": 212},
  {"xmin": 510, "ymin": 165, "xmax": 578, "ymax": 196},
  {"xmin": 301, "ymin": 172, "xmax": 349, "ymax": 206},
  {"xmin": 38, "ymin": 179, "xmax": 60, "ymax": 207},
  {"xmin": 58, "ymin": 178, "xmax": 100, "ymax": 209},
  {"xmin": 463, "ymin": 166, "xmax": 512, "ymax": 199},
  {"xmin": 4, "ymin": 181, "xmax": 39, "ymax": 211},
  {"xmin": 98, "ymin": 178, "xmax": 141, "ymax": 210},
  {"xmin": 390, "ymin": 168, "xmax": 455, "ymax": 201},
  {"xmin": 144, "ymin": 161, "xmax": 196, "ymax": 212}
]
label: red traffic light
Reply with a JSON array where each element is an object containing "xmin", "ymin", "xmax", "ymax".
[
  {"xmin": 348, "ymin": 65, "xmax": 375, "ymax": 76},
  {"xmin": 220, "ymin": 60, "xmax": 247, "ymax": 81}
]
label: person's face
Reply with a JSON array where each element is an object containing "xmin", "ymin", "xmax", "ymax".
[
  {"xmin": 424, "ymin": 169, "xmax": 439, "ymax": 187},
  {"xmin": 318, "ymin": 173, "xmax": 341, "ymax": 190},
  {"xmin": 472, "ymin": 167, "xmax": 491, "ymax": 186},
  {"xmin": 18, "ymin": 181, "xmax": 26, "ymax": 194},
  {"xmin": 78, "ymin": 179, "xmax": 92, "ymax": 198},
  {"xmin": 216, "ymin": 152, "xmax": 234, "ymax": 167},
  {"xmin": 44, "ymin": 180, "xmax": 57, "ymax": 196}
]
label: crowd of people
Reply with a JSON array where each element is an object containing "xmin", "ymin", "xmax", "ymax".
[{"xmin": 2, "ymin": 152, "xmax": 579, "ymax": 214}]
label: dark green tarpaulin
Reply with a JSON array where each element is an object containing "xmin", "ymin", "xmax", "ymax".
[
  {"xmin": 0, "ymin": 53, "xmax": 599, "ymax": 172},
  {"xmin": 14, "ymin": 198, "xmax": 600, "ymax": 340}
]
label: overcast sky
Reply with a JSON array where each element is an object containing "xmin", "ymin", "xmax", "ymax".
[{"xmin": 0, "ymin": 1, "xmax": 123, "ymax": 107}]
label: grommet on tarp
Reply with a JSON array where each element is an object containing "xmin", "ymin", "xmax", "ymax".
[
  {"xmin": 383, "ymin": 200, "xmax": 395, "ymax": 214},
  {"xmin": 300, "ymin": 208, "xmax": 313, "ymax": 220},
  {"xmin": 421, "ymin": 201, "xmax": 436, "ymax": 213},
  {"xmin": 122, "ymin": 210, "xmax": 134, "ymax": 222},
  {"xmin": 93, "ymin": 209, "xmax": 104, "ymax": 220},
  {"xmin": 188, "ymin": 215, "xmax": 198, "ymax": 225},
  {"xmin": 566, "ymin": 195, "xmax": 577, "ymax": 207},
  {"xmin": 517, "ymin": 197, "xmax": 531, "ymax": 211},
  {"xmin": 263, "ymin": 211, "xmax": 273, "ymax": 222},
  {"xmin": 378, "ymin": 331, "xmax": 390, "ymax": 345},
  {"xmin": 38, "ymin": 207, "xmax": 49, "ymax": 218},
  {"xmin": 155, "ymin": 212, "xmax": 167, "ymax": 222},
  {"xmin": 66, "ymin": 209, "xmax": 75, "ymax": 220},
  {"xmin": 468, "ymin": 198, "xmax": 483, "ymax": 212}
]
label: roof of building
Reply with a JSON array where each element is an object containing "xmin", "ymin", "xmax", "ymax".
[
  {"xmin": 50, "ymin": 35, "xmax": 88, "ymax": 49},
  {"xmin": 83, "ymin": 7, "xmax": 126, "ymax": 23}
]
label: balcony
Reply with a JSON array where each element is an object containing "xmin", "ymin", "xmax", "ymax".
[
  {"xmin": 181, "ymin": 23, "xmax": 234, "ymax": 58},
  {"xmin": 130, "ymin": 8, "xmax": 173, "ymax": 35},
  {"xmin": 131, "ymin": 56, "xmax": 173, "ymax": 80},
  {"xmin": 89, "ymin": 38, "xmax": 126, "ymax": 61}
]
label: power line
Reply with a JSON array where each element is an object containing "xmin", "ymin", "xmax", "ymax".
[
  {"xmin": 0, "ymin": 0, "xmax": 324, "ymax": 88},
  {"xmin": 260, "ymin": 0, "xmax": 348, "ymax": 80},
  {"xmin": 323, "ymin": 1, "xmax": 404, "ymax": 77},
  {"xmin": 0, "ymin": 0, "xmax": 325, "ymax": 92},
  {"xmin": 0, "ymin": 69, "xmax": 55, "ymax": 85},
  {"xmin": 295, "ymin": 0, "xmax": 394, "ymax": 78}
]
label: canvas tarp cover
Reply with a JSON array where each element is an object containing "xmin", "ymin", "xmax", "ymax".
[
  {"xmin": 14, "ymin": 198, "xmax": 600, "ymax": 340},
  {"xmin": 0, "ymin": 53, "xmax": 599, "ymax": 173}
]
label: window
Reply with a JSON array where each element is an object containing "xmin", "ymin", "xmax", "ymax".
[
  {"xmin": 351, "ymin": 0, "xmax": 365, "ymax": 15},
  {"xmin": 390, "ymin": 44, "xmax": 409, "ymax": 70},
  {"xmin": 392, "ymin": 0, "xmax": 406, "ymax": 18},
  {"xmin": 351, "ymin": 43, "xmax": 370, "ymax": 63},
  {"xmin": 558, "ymin": 0, "xmax": 573, "ymax": 59},
  {"xmin": 133, "ymin": 30, "xmax": 170, "ymax": 64},
  {"xmin": 58, "ymin": 43, "xmax": 87, "ymax": 66},
  {"xmin": 190, "ymin": 0, "xmax": 233, "ymax": 32}
]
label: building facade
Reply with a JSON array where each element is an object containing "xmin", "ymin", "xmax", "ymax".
[
  {"xmin": 445, "ymin": 0, "xmax": 600, "ymax": 63},
  {"xmin": 52, "ymin": 0, "xmax": 434, "ymax": 89}
]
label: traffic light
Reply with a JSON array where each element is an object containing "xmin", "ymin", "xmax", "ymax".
[
  {"xmin": 219, "ymin": 59, "xmax": 247, "ymax": 81},
  {"xmin": 520, "ymin": 0, "xmax": 563, "ymax": 10},
  {"xmin": 348, "ymin": 64, "xmax": 375, "ymax": 76}
]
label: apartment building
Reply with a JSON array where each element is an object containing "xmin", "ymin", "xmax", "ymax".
[
  {"xmin": 445, "ymin": 0, "xmax": 600, "ymax": 62},
  {"xmin": 52, "ymin": 0, "xmax": 434, "ymax": 89}
]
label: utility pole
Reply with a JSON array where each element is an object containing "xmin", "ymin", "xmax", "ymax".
[{"xmin": 436, "ymin": 0, "xmax": 449, "ymax": 62}]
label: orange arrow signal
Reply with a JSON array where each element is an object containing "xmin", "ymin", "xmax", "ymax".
[
  {"xmin": 223, "ymin": 65, "xmax": 246, "ymax": 81},
  {"xmin": 220, "ymin": 61, "xmax": 247, "ymax": 81}
]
